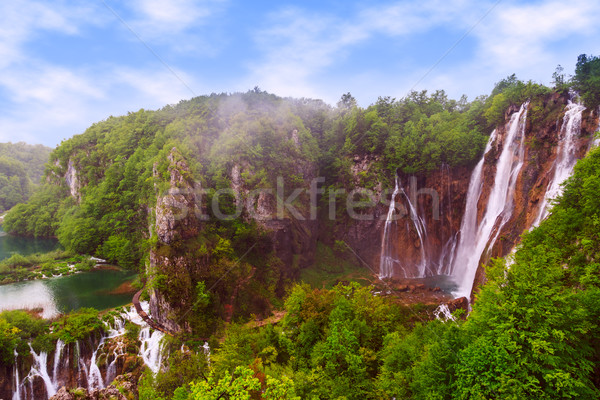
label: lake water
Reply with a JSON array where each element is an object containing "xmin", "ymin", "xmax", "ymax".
[
  {"xmin": 0, "ymin": 226, "xmax": 60, "ymax": 261},
  {"xmin": 0, "ymin": 268, "xmax": 138, "ymax": 318}
]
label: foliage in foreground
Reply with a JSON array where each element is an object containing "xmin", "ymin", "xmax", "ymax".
[{"xmin": 143, "ymin": 145, "xmax": 600, "ymax": 399}]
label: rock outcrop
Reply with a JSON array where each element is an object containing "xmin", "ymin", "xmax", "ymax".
[{"xmin": 149, "ymin": 148, "xmax": 201, "ymax": 333}]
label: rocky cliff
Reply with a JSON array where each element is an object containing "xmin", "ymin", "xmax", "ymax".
[{"xmin": 347, "ymin": 93, "xmax": 598, "ymax": 298}]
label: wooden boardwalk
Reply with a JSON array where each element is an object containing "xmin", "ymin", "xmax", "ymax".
[{"xmin": 132, "ymin": 289, "xmax": 172, "ymax": 335}]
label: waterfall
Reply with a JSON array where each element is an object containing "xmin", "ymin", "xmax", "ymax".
[
  {"xmin": 401, "ymin": 186, "xmax": 428, "ymax": 276},
  {"xmin": 379, "ymin": 177, "xmax": 400, "ymax": 279},
  {"xmin": 26, "ymin": 345, "xmax": 57, "ymax": 398},
  {"xmin": 87, "ymin": 337, "xmax": 106, "ymax": 390},
  {"xmin": 203, "ymin": 342, "xmax": 211, "ymax": 366},
  {"xmin": 10, "ymin": 301, "xmax": 166, "ymax": 400},
  {"xmin": 438, "ymin": 163, "xmax": 457, "ymax": 274},
  {"xmin": 51, "ymin": 339, "xmax": 65, "ymax": 388},
  {"xmin": 433, "ymin": 304, "xmax": 456, "ymax": 322},
  {"xmin": 533, "ymin": 101, "xmax": 585, "ymax": 226},
  {"xmin": 12, "ymin": 350, "xmax": 20, "ymax": 400},
  {"xmin": 450, "ymin": 102, "xmax": 529, "ymax": 299},
  {"xmin": 139, "ymin": 327, "xmax": 165, "ymax": 375},
  {"xmin": 379, "ymin": 175, "xmax": 430, "ymax": 278}
]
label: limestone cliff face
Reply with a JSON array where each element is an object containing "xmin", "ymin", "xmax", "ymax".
[
  {"xmin": 230, "ymin": 158, "xmax": 319, "ymax": 282},
  {"xmin": 328, "ymin": 154, "xmax": 472, "ymax": 278},
  {"xmin": 147, "ymin": 139, "xmax": 320, "ymax": 330},
  {"xmin": 149, "ymin": 148, "xmax": 201, "ymax": 333},
  {"xmin": 64, "ymin": 160, "xmax": 81, "ymax": 200},
  {"xmin": 471, "ymin": 95, "xmax": 597, "ymax": 292},
  {"xmin": 340, "ymin": 94, "xmax": 598, "ymax": 297}
]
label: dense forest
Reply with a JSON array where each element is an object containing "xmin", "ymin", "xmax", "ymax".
[
  {"xmin": 0, "ymin": 142, "xmax": 52, "ymax": 213},
  {"xmin": 1, "ymin": 55, "xmax": 600, "ymax": 399}
]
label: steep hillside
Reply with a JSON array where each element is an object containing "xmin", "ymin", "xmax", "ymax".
[{"xmin": 0, "ymin": 142, "xmax": 52, "ymax": 213}]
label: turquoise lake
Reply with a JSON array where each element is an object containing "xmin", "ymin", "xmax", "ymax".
[
  {"xmin": 0, "ymin": 226, "xmax": 60, "ymax": 261},
  {"xmin": 0, "ymin": 226, "xmax": 137, "ymax": 318}
]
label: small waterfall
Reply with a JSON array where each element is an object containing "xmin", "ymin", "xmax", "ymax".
[
  {"xmin": 51, "ymin": 339, "xmax": 65, "ymax": 388},
  {"xmin": 87, "ymin": 337, "xmax": 106, "ymax": 390},
  {"xmin": 533, "ymin": 101, "xmax": 585, "ymax": 226},
  {"xmin": 438, "ymin": 232, "xmax": 458, "ymax": 275},
  {"xmin": 139, "ymin": 327, "xmax": 165, "ymax": 375},
  {"xmin": 433, "ymin": 304, "xmax": 456, "ymax": 322},
  {"xmin": 400, "ymin": 186, "xmax": 428, "ymax": 276},
  {"xmin": 75, "ymin": 341, "xmax": 84, "ymax": 388},
  {"xmin": 26, "ymin": 345, "xmax": 57, "ymax": 398},
  {"xmin": 379, "ymin": 177, "xmax": 400, "ymax": 279},
  {"xmin": 11, "ymin": 302, "xmax": 166, "ymax": 399},
  {"xmin": 203, "ymin": 342, "xmax": 211, "ymax": 366},
  {"xmin": 379, "ymin": 176, "xmax": 430, "ymax": 278},
  {"xmin": 450, "ymin": 102, "xmax": 529, "ymax": 298},
  {"xmin": 12, "ymin": 350, "xmax": 20, "ymax": 400},
  {"xmin": 437, "ymin": 163, "xmax": 456, "ymax": 274}
]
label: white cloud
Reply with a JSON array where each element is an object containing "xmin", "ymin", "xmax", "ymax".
[
  {"xmin": 245, "ymin": 0, "xmax": 600, "ymax": 103},
  {"xmin": 244, "ymin": 1, "xmax": 482, "ymax": 101},
  {"xmin": 472, "ymin": 0, "xmax": 600, "ymax": 71},
  {"xmin": 127, "ymin": 0, "xmax": 227, "ymax": 45},
  {"xmin": 0, "ymin": 62, "xmax": 203, "ymax": 146},
  {"xmin": 244, "ymin": 7, "xmax": 370, "ymax": 100},
  {"xmin": 0, "ymin": 1, "xmax": 102, "ymax": 68}
]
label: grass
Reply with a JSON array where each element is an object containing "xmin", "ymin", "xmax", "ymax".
[
  {"xmin": 299, "ymin": 241, "xmax": 374, "ymax": 289},
  {"xmin": 0, "ymin": 250, "xmax": 95, "ymax": 284}
]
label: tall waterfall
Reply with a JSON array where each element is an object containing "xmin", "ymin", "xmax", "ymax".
[
  {"xmin": 532, "ymin": 101, "xmax": 585, "ymax": 226},
  {"xmin": 379, "ymin": 176, "xmax": 429, "ymax": 278},
  {"xmin": 379, "ymin": 177, "xmax": 400, "ymax": 279},
  {"xmin": 450, "ymin": 102, "xmax": 529, "ymax": 298},
  {"xmin": 400, "ymin": 186, "xmax": 428, "ymax": 277}
]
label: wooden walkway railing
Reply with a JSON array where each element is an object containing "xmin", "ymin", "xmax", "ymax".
[{"xmin": 132, "ymin": 289, "xmax": 172, "ymax": 335}]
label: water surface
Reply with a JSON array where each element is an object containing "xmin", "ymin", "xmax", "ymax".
[
  {"xmin": 0, "ymin": 226, "xmax": 60, "ymax": 261},
  {"xmin": 0, "ymin": 268, "xmax": 137, "ymax": 318}
]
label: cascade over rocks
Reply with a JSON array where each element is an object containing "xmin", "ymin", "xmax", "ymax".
[{"xmin": 369, "ymin": 93, "xmax": 598, "ymax": 299}]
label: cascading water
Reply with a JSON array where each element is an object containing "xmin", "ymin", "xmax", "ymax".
[
  {"xmin": 437, "ymin": 164, "xmax": 457, "ymax": 275},
  {"xmin": 139, "ymin": 326, "xmax": 166, "ymax": 375},
  {"xmin": 25, "ymin": 345, "xmax": 57, "ymax": 398},
  {"xmin": 51, "ymin": 339, "xmax": 64, "ymax": 389},
  {"xmin": 401, "ymin": 187, "xmax": 428, "ymax": 277},
  {"xmin": 433, "ymin": 304, "xmax": 456, "ymax": 322},
  {"xmin": 12, "ymin": 350, "xmax": 21, "ymax": 400},
  {"xmin": 379, "ymin": 176, "xmax": 430, "ymax": 278},
  {"xmin": 533, "ymin": 101, "xmax": 585, "ymax": 226},
  {"xmin": 449, "ymin": 102, "xmax": 529, "ymax": 299},
  {"xmin": 11, "ymin": 301, "xmax": 166, "ymax": 400},
  {"xmin": 87, "ymin": 337, "xmax": 106, "ymax": 390},
  {"xmin": 379, "ymin": 177, "xmax": 400, "ymax": 279}
]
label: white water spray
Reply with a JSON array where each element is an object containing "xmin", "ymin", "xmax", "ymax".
[
  {"xmin": 12, "ymin": 350, "xmax": 21, "ymax": 400},
  {"xmin": 433, "ymin": 304, "xmax": 456, "ymax": 322},
  {"xmin": 26, "ymin": 345, "xmax": 57, "ymax": 398},
  {"xmin": 450, "ymin": 102, "xmax": 529, "ymax": 298},
  {"xmin": 533, "ymin": 102, "xmax": 585, "ymax": 226},
  {"xmin": 379, "ymin": 177, "xmax": 400, "ymax": 279},
  {"xmin": 51, "ymin": 339, "xmax": 64, "ymax": 388}
]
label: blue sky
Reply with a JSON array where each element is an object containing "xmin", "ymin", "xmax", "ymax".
[{"xmin": 1, "ymin": 0, "xmax": 599, "ymax": 147}]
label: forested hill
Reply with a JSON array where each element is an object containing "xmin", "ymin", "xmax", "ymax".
[
  {"xmin": 3, "ymin": 86, "xmax": 496, "ymax": 247},
  {"xmin": 0, "ymin": 142, "xmax": 52, "ymax": 213},
  {"xmin": 1, "ymin": 56, "xmax": 600, "ymax": 399}
]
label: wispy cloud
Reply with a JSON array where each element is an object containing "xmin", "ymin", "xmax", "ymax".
[
  {"xmin": 245, "ymin": 1, "xmax": 481, "ymax": 101},
  {"xmin": 473, "ymin": 0, "xmax": 600, "ymax": 71},
  {"xmin": 246, "ymin": 0, "xmax": 600, "ymax": 102},
  {"xmin": 0, "ymin": 1, "xmax": 102, "ymax": 68},
  {"xmin": 121, "ymin": 0, "xmax": 228, "ymax": 54}
]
